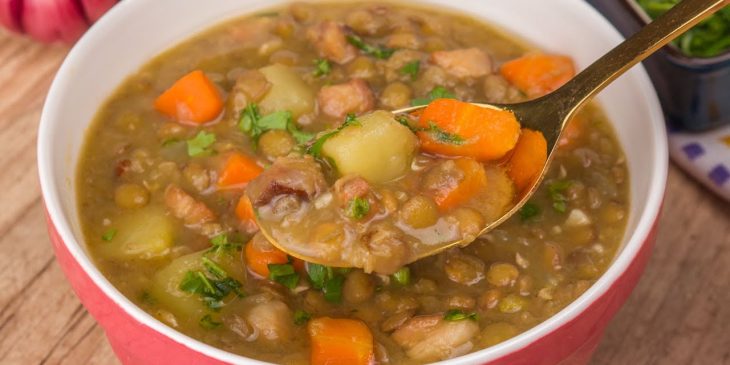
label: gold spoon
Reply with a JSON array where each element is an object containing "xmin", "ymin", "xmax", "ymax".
[{"xmin": 257, "ymin": 0, "xmax": 728, "ymax": 269}]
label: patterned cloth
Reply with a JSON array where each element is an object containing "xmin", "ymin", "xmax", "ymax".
[{"xmin": 669, "ymin": 124, "xmax": 730, "ymax": 202}]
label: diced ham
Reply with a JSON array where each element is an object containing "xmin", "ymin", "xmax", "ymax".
[
  {"xmin": 164, "ymin": 184, "xmax": 216, "ymax": 227},
  {"xmin": 431, "ymin": 48, "xmax": 492, "ymax": 79},
  {"xmin": 246, "ymin": 155, "xmax": 328, "ymax": 207},
  {"xmin": 392, "ymin": 314, "xmax": 479, "ymax": 362},
  {"xmin": 317, "ymin": 79, "xmax": 375, "ymax": 120},
  {"xmin": 306, "ymin": 20, "xmax": 357, "ymax": 65}
]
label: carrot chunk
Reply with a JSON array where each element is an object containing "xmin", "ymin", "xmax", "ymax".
[
  {"xmin": 431, "ymin": 158, "xmax": 488, "ymax": 212},
  {"xmin": 417, "ymin": 99, "xmax": 521, "ymax": 161},
  {"xmin": 507, "ymin": 129, "xmax": 548, "ymax": 193},
  {"xmin": 308, "ymin": 317, "xmax": 374, "ymax": 365},
  {"xmin": 154, "ymin": 70, "xmax": 223, "ymax": 124},
  {"xmin": 217, "ymin": 153, "xmax": 263, "ymax": 189},
  {"xmin": 500, "ymin": 53, "xmax": 575, "ymax": 98},
  {"xmin": 244, "ymin": 237, "xmax": 289, "ymax": 277}
]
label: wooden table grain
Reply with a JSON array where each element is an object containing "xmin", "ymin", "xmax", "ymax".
[{"xmin": 0, "ymin": 29, "xmax": 728, "ymax": 365}]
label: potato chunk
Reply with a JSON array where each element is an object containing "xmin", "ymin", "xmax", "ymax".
[
  {"xmin": 258, "ymin": 64, "xmax": 315, "ymax": 118},
  {"xmin": 322, "ymin": 110, "xmax": 417, "ymax": 184},
  {"xmin": 98, "ymin": 206, "xmax": 174, "ymax": 260}
]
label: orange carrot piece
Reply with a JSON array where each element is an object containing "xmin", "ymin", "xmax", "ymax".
[
  {"xmin": 507, "ymin": 129, "xmax": 548, "ymax": 193},
  {"xmin": 431, "ymin": 158, "xmax": 488, "ymax": 212},
  {"xmin": 235, "ymin": 195, "xmax": 259, "ymax": 233},
  {"xmin": 500, "ymin": 53, "xmax": 575, "ymax": 98},
  {"xmin": 308, "ymin": 317, "xmax": 374, "ymax": 365},
  {"xmin": 154, "ymin": 70, "xmax": 223, "ymax": 124},
  {"xmin": 245, "ymin": 237, "xmax": 289, "ymax": 277},
  {"xmin": 218, "ymin": 153, "xmax": 263, "ymax": 189},
  {"xmin": 417, "ymin": 99, "xmax": 521, "ymax": 161},
  {"xmin": 558, "ymin": 113, "xmax": 585, "ymax": 149}
]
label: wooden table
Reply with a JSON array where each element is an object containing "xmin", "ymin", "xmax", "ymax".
[{"xmin": 1, "ymin": 30, "xmax": 728, "ymax": 365}]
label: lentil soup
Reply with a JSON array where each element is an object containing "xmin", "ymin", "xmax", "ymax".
[{"xmin": 77, "ymin": 2, "xmax": 629, "ymax": 364}]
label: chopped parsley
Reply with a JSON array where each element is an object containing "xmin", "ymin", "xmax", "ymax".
[
  {"xmin": 268, "ymin": 263, "xmax": 300, "ymax": 289},
  {"xmin": 400, "ymin": 60, "xmax": 420, "ymax": 80},
  {"xmin": 313, "ymin": 58, "xmax": 332, "ymax": 77},
  {"xmin": 392, "ymin": 267, "xmax": 411, "ymax": 285},
  {"xmin": 548, "ymin": 180, "xmax": 572, "ymax": 213},
  {"xmin": 346, "ymin": 197, "xmax": 370, "ymax": 220},
  {"xmin": 410, "ymin": 86, "xmax": 457, "ymax": 106},
  {"xmin": 186, "ymin": 131, "xmax": 216, "ymax": 157},
  {"xmin": 346, "ymin": 34, "xmax": 395, "ymax": 59},
  {"xmin": 306, "ymin": 263, "xmax": 345, "ymax": 303},
  {"xmin": 638, "ymin": 0, "xmax": 730, "ymax": 57},
  {"xmin": 424, "ymin": 122, "xmax": 465, "ymax": 145},
  {"xmin": 178, "ymin": 257, "xmax": 244, "ymax": 311},
  {"xmin": 443, "ymin": 309, "xmax": 479, "ymax": 321},
  {"xmin": 239, "ymin": 103, "xmax": 314, "ymax": 146},
  {"xmin": 519, "ymin": 202, "xmax": 541, "ymax": 221},
  {"xmin": 208, "ymin": 234, "xmax": 242, "ymax": 254},
  {"xmin": 293, "ymin": 309, "xmax": 312, "ymax": 325},
  {"xmin": 199, "ymin": 314, "xmax": 222, "ymax": 329},
  {"xmin": 101, "ymin": 228, "xmax": 117, "ymax": 241},
  {"xmin": 307, "ymin": 114, "xmax": 360, "ymax": 158}
]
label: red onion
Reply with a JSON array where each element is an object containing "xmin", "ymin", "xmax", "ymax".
[{"xmin": 0, "ymin": 0, "xmax": 118, "ymax": 43}]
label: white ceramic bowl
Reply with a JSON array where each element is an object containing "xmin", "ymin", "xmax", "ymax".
[{"xmin": 38, "ymin": 0, "xmax": 668, "ymax": 364}]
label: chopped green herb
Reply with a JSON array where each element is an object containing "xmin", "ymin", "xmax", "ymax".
[
  {"xmin": 208, "ymin": 234, "xmax": 242, "ymax": 254},
  {"xmin": 293, "ymin": 309, "xmax": 311, "ymax": 325},
  {"xmin": 346, "ymin": 197, "xmax": 370, "ymax": 220},
  {"xmin": 425, "ymin": 122, "xmax": 465, "ymax": 145},
  {"xmin": 548, "ymin": 180, "xmax": 572, "ymax": 213},
  {"xmin": 443, "ymin": 309, "xmax": 478, "ymax": 321},
  {"xmin": 392, "ymin": 267, "xmax": 411, "ymax": 285},
  {"xmin": 346, "ymin": 34, "xmax": 395, "ymax": 59},
  {"xmin": 179, "ymin": 257, "xmax": 244, "ymax": 311},
  {"xmin": 307, "ymin": 263, "xmax": 332, "ymax": 289},
  {"xmin": 411, "ymin": 86, "xmax": 457, "ymax": 106},
  {"xmin": 268, "ymin": 263, "xmax": 300, "ymax": 289},
  {"xmin": 323, "ymin": 274, "xmax": 345, "ymax": 303},
  {"xmin": 101, "ymin": 228, "xmax": 117, "ymax": 241},
  {"xmin": 307, "ymin": 114, "xmax": 360, "ymax": 158},
  {"xmin": 199, "ymin": 314, "xmax": 222, "ymax": 329},
  {"xmin": 187, "ymin": 131, "xmax": 216, "ymax": 157},
  {"xmin": 519, "ymin": 202, "xmax": 541, "ymax": 221},
  {"xmin": 140, "ymin": 291, "xmax": 156, "ymax": 305},
  {"xmin": 637, "ymin": 0, "xmax": 730, "ymax": 57},
  {"xmin": 313, "ymin": 58, "xmax": 332, "ymax": 77},
  {"xmin": 239, "ymin": 103, "xmax": 314, "ymax": 146},
  {"xmin": 400, "ymin": 60, "xmax": 421, "ymax": 80}
]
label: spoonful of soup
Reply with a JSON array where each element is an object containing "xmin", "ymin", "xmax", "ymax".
[{"xmin": 248, "ymin": 0, "xmax": 727, "ymax": 273}]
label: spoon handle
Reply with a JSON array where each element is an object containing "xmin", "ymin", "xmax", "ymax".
[{"xmin": 546, "ymin": 0, "xmax": 728, "ymax": 126}]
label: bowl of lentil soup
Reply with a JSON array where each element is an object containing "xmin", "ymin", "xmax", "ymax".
[{"xmin": 38, "ymin": 0, "xmax": 667, "ymax": 364}]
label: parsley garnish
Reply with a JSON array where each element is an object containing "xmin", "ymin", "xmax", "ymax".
[
  {"xmin": 443, "ymin": 309, "xmax": 479, "ymax": 321},
  {"xmin": 208, "ymin": 234, "xmax": 242, "ymax": 254},
  {"xmin": 268, "ymin": 263, "xmax": 300, "ymax": 289},
  {"xmin": 101, "ymin": 228, "xmax": 117, "ymax": 241},
  {"xmin": 187, "ymin": 131, "xmax": 216, "ymax": 157},
  {"xmin": 548, "ymin": 180, "xmax": 572, "ymax": 213},
  {"xmin": 410, "ymin": 86, "xmax": 457, "ymax": 106},
  {"xmin": 293, "ymin": 310, "xmax": 311, "ymax": 325},
  {"xmin": 307, "ymin": 114, "xmax": 360, "ymax": 158},
  {"xmin": 179, "ymin": 257, "xmax": 244, "ymax": 311},
  {"xmin": 346, "ymin": 34, "xmax": 395, "ymax": 59},
  {"xmin": 306, "ymin": 263, "xmax": 345, "ymax": 303},
  {"xmin": 400, "ymin": 60, "xmax": 420, "ymax": 81},
  {"xmin": 392, "ymin": 267, "xmax": 411, "ymax": 285},
  {"xmin": 313, "ymin": 58, "xmax": 332, "ymax": 77},
  {"xmin": 239, "ymin": 103, "xmax": 314, "ymax": 146},
  {"xmin": 424, "ymin": 122, "xmax": 465, "ymax": 145},
  {"xmin": 199, "ymin": 314, "xmax": 222, "ymax": 329},
  {"xmin": 519, "ymin": 202, "xmax": 541, "ymax": 221},
  {"xmin": 346, "ymin": 197, "xmax": 370, "ymax": 220}
]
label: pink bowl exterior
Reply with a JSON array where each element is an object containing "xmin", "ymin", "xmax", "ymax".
[{"xmin": 46, "ymin": 207, "xmax": 660, "ymax": 365}]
